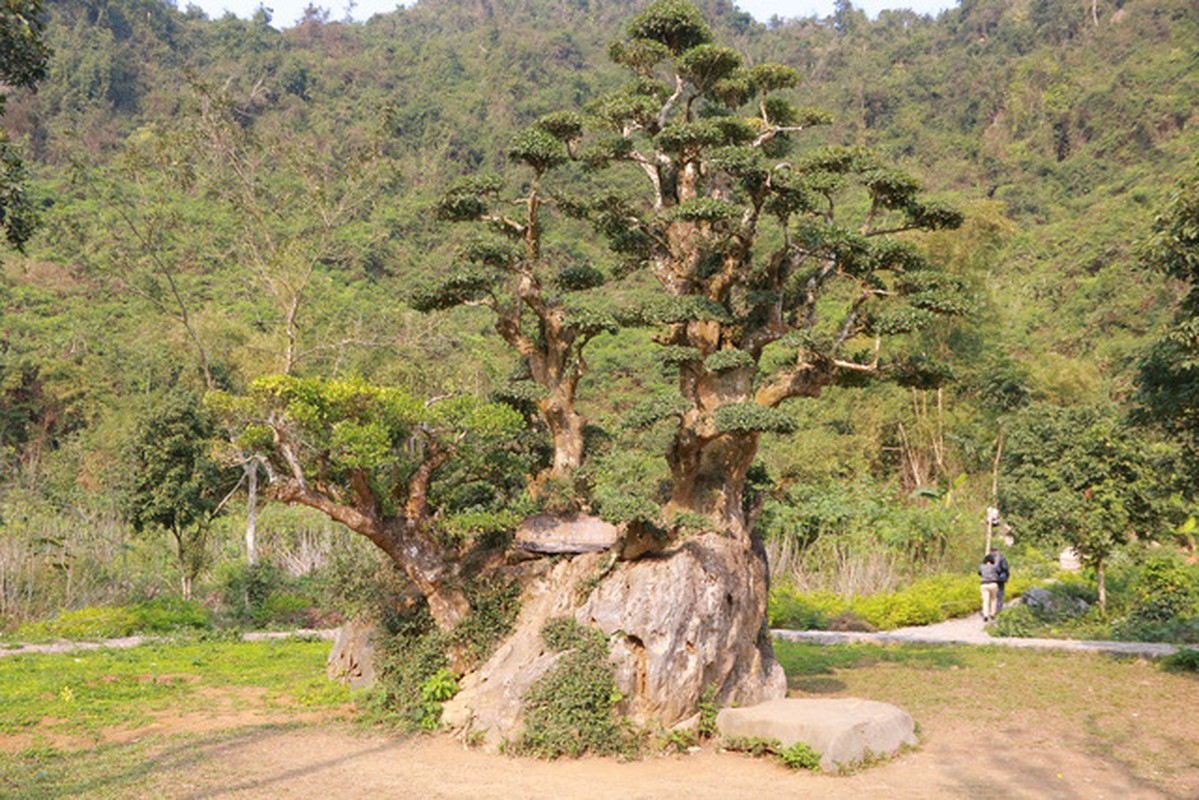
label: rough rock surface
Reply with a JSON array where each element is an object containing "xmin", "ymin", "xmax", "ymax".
[
  {"xmin": 1021, "ymin": 586, "xmax": 1089, "ymax": 618},
  {"xmin": 441, "ymin": 553, "xmax": 606, "ymax": 745},
  {"xmin": 578, "ymin": 533, "xmax": 786, "ymax": 726},
  {"xmin": 444, "ymin": 532, "xmax": 785, "ymax": 747},
  {"xmin": 326, "ymin": 618, "xmax": 378, "ymax": 688},
  {"xmin": 716, "ymin": 697, "xmax": 917, "ymax": 772}
]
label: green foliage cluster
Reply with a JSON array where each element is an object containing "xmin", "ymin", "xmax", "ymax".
[
  {"xmin": 514, "ymin": 618, "xmax": 632, "ymax": 759},
  {"xmin": 1160, "ymin": 648, "xmax": 1199, "ymax": 673},
  {"xmin": 14, "ymin": 598, "xmax": 212, "ymax": 641},
  {"xmin": 214, "ymin": 561, "xmax": 324, "ymax": 629}
]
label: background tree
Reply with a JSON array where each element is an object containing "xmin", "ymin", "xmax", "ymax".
[
  {"xmin": 1136, "ymin": 161, "xmax": 1199, "ymax": 501},
  {"xmin": 1000, "ymin": 403, "xmax": 1168, "ymax": 609},
  {"xmin": 125, "ymin": 392, "xmax": 241, "ymax": 599},
  {"xmin": 0, "ymin": 0, "xmax": 51, "ymax": 250}
]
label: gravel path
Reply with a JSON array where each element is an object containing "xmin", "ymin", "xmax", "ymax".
[{"xmin": 773, "ymin": 612, "xmax": 1184, "ymax": 658}]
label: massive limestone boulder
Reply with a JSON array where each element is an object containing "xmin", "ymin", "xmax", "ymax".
[
  {"xmin": 716, "ymin": 698, "xmax": 918, "ymax": 772},
  {"xmin": 578, "ymin": 532, "xmax": 786, "ymax": 726},
  {"xmin": 442, "ymin": 532, "xmax": 785, "ymax": 747}
]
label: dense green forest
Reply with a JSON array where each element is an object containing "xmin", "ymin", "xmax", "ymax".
[{"xmin": 1, "ymin": 0, "xmax": 1197, "ymax": 639}]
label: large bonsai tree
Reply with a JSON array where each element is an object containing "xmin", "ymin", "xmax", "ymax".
[
  {"xmin": 215, "ymin": 0, "xmax": 967, "ymax": 745},
  {"xmin": 574, "ymin": 0, "xmax": 965, "ymax": 538}
]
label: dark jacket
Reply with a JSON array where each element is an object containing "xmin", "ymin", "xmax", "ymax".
[{"xmin": 993, "ymin": 552, "xmax": 1010, "ymax": 583}]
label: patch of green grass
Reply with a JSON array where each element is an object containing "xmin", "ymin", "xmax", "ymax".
[
  {"xmin": 0, "ymin": 638, "xmax": 348, "ymax": 739},
  {"xmin": 772, "ymin": 639, "xmax": 967, "ymax": 679}
]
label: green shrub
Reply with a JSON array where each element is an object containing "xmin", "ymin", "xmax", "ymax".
[
  {"xmin": 130, "ymin": 597, "xmax": 212, "ymax": 633},
  {"xmin": 851, "ymin": 589, "xmax": 942, "ymax": 629},
  {"xmin": 259, "ymin": 592, "xmax": 316, "ymax": 627},
  {"xmin": 362, "ymin": 579, "xmax": 520, "ymax": 732},
  {"xmin": 1129, "ymin": 552, "xmax": 1198, "ymax": 623},
  {"xmin": 1111, "ymin": 614, "xmax": 1199, "ymax": 644},
  {"xmin": 514, "ymin": 618, "xmax": 631, "ymax": 759},
  {"xmin": 14, "ymin": 599, "xmax": 213, "ymax": 641},
  {"xmin": 989, "ymin": 604, "xmax": 1037, "ymax": 637},
  {"xmin": 16, "ymin": 606, "xmax": 140, "ymax": 641},
  {"xmin": 904, "ymin": 573, "xmax": 979, "ymax": 618},
  {"xmin": 360, "ymin": 605, "xmax": 450, "ymax": 731},
  {"xmin": 1160, "ymin": 648, "xmax": 1199, "ymax": 673},
  {"xmin": 768, "ymin": 587, "xmax": 844, "ymax": 629}
]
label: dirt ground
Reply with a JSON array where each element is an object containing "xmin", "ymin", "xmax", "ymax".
[
  {"xmin": 136, "ymin": 717, "xmax": 1179, "ymax": 800},
  {"xmin": 7, "ymin": 622, "xmax": 1197, "ymax": 798}
]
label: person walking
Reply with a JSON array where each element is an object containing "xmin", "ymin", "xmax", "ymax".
[
  {"xmin": 990, "ymin": 545, "xmax": 1010, "ymax": 612},
  {"xmin": 979, "ymin": 553, "xmax": 1001, "ymax": 622}
]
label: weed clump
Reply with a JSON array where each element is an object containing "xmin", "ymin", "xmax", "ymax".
[
  {"xmin": 514, "ymin": 617, "xmax": 632, "ymax": 759},
  {"xmin": 722, "ymin": 735, "xmax": 822, "ymax": 771}
]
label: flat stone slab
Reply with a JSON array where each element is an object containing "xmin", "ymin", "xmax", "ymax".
[
  {"xmin": 514, "ymin": 513, "xmax": 619, "ymax": 554},
  {"xmin": 716, "ymin": 697, "xmax": 917, "ymax": 772}
]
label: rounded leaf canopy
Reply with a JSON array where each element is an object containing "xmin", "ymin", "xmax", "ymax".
[
  {"xmin": 555, "ymin": 263, "xmax": 606, "ymax": 291},
  {"xmin": 408, "ymin": 266, "xmax": 496, "ymax": 312},
  {"xmin": 656, "ymin": 118, "xmax": 754, "ymax": 155},
  {"xmin": 663, "ymin": 197, "xmax": 740, "ymax": 223},
  {"xmin": 626, "ymin": 0, "xmax": 713, "ymax": 55},
  {"xmin": 508, "ymin": 127, "xmax": 567, "ymax": 174},
  {"xmin": 748, "ymin": 63, "xmax": 801, "ymax": 94},
  {"xmin": 437, "ymin": 174, "xmax": 504, "ymax": 221},
  {"xmin": 676, "ymin": 44, "xmax": 742, "ymax": 93},
  {"xmin": 703, "ymin": 348, "xmax": 756, "ymax": 373},
  {"xmin": 608, "ymin": 38, "xmax": 671, "ymax": 73},
  {"xmin": 714, "ymin": 403, "xmax": 796, "ymax": 435},
  {"xmin": 536, "ymin": 111, "xmax": 585, "ymax": 143}
]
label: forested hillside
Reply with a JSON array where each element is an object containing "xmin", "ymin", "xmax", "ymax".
[{"xmin": 1, "ymin": 0, "xmax": 1197, "ymax": 625}]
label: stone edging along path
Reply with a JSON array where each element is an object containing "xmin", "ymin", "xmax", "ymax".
[
  {"xmin": 0, "ymin": 628, "xmax": 339, "ymax": 658},
  {"xmin": 772, "ymin": 613, "xmax": 1185, "ymax": 659},
  {"xmin": 1, "ymin": 621, "xmax": 1188, "ymax": 660}
]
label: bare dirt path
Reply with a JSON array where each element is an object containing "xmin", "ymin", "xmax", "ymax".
[
  {"xmin": 6, "ymin": 622, "xmax": 1197, "ymax": 798},
  {"xmin": 140, "ymin": 719, "xmax": 1174, "ymax": 800}
]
